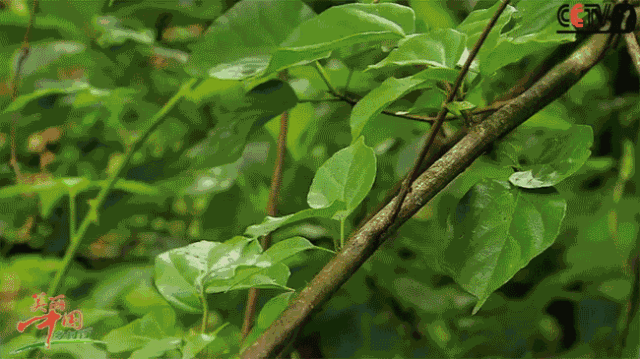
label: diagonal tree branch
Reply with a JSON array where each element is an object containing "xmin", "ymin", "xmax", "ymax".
[
  {"xmin": 240, "ymin": 31, "xmax": 614, "ymax": 359},
  {"xmin": 387, "ymin": 0, "xmax": 512, "ymax": 234}
]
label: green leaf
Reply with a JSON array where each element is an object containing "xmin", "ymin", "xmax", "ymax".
[
  {"xmin": 241, "ymin": 292, "xmax": 294, "ymax": 351},
  {"xmin": 38, "ymin": 185, "xmax": 66, "ymax": 218},
  {"xmin": 112, "ymin": 179, "xmax": 161, "ymax": 196},
  {"xmin": 180, "ymin": 79, "xmax": 297, "ymax": 169},
  {"xmin": 491, "ymin": 125, "xmax": 594, "ymax": 188},
  {"xmin": 308, "ymin": 136, "xmax": 377, "ymax": 213},
  {"xmin": 94, "ymin": 15, "xmax": 154, "ymax": 47},
  {"xmin": 445, "ymin": 100, "xmax": 476, "ymax": 116},
  {"xmin": 263, "ymin": 3, "xmax": 415, "ymax": 76},
  {"xmin": 155, "ymin": 237, "xmax": 326, "ymax": 310},
  {"xmin": 155, "ymin": 241, "xmax": 218, "ymax": 313},
  {"xmin": 409, "ymin": 0, "xmax": 458, "ymax": 31},
  {"xmin": 188, "ymin": 0, "xmax": 315, "ymax": 79},
  {"xmin": 244, "ymin": 204, "xmax": 342, "ymax": 238},
  {"xmin": 182, "ymin": 324, "xmax": 230, "ymax": 359},
  {"xmin": 444, "ymin": 179, "xmax": 566, "ymax": 314},
  {"xmin": 208, "ymin": 262, "xmax": 292, "ymax": 293},
  {"xmin": 350, "ymin": 67, "xmax": 458, "ymax": 141},
  {"xmin": 1, "ymin": 82, "xmax": 89, "ymax": 117},
  {"xmin": 37, "ymin": 0, "xmax": 103, "ymax": 41},
  {"xmin": 0, "ymin": 13, "xmax": 86, "ymax": 41},
  {"xmin": 368, "ymin": 29, "xmax": 467, "ymax": 70},
  {"xmin": 114, "ymin": 0, "xmax": 225, "ymax": 20},
  {"xmin": 102, "ymin": 307, "xmax": 179, "ymax": 353},
  {"xmin": 130, "ymin": 338, "xmax": 182, "ymax": 359},
  {"xmin": 264, "ymin": 237, "xmax": 334, "ymax": 264}
]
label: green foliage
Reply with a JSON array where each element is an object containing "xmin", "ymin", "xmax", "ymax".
[{"xmin": 1, "ymin": 0, "xmax": 638, "ymax": 358}]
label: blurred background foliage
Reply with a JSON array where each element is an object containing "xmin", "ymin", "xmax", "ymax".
[{"xmin": 0, "ymin": 0, "xmax": 638, "ymax": 358}]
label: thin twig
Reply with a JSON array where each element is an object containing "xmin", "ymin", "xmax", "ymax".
[
  {"xmin": 356, "ymin": 127, "xmax": 467, "ymax": 230},
  {"xmin": 241, "ymin": 28, "xmax": 613, "ymax": 359},
  {"xmin": 47, "ymin": 78, "xmax": 198, "ymax": 297},
  {"xmin": 241, "ymin": 71, "xmax": 290, "ymax": 340},
  {"xmin": 624, "ymin": 32, "xmax": 640, "ymax": 77},
  {"xmin": 8, "ymin": 0, "xmax": 38, "ymax": 183},
  {"xmin": 298, "ymin": 93, "xmax": 509, "ymax": 124},
  {"xmin": 385, "ymin": 0, "xmax": 512, "ymax": 236}
]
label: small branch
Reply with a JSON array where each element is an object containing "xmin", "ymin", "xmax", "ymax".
[
  {"xmin": 8, "ymin": 0, "xmax": 38, "ymax": 183},
  {"xmin": 240, "ymin": 29, "xmax": 613, "ymax": 359},
  {"xmin": 298, "ymin": 94, "xmax": 509, "ymax": 124},
  {"xmin": 47, "ymin": 78, "xmax": 198, "ymax": 297},
  {"xmin": 241, "ymin": 71, "xmax": 290, "ymax": 340},
  {"xmin": 356, "ymin": 127, "xmax": 466, "ymax": 230},
  {"xmin": 313, "ymin": 61, "xmax": 341, "ymax": 97},
  {"xmin": 386, "ymin": 0, "xmax": 512, "ymax": 236},
  {"xmin": 624, "ymin": 32, "xmax": 640, "ymax": 77}
]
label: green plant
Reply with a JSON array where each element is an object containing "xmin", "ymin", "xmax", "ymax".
[{"xmin": 0, "ymin": 0, "xmax": 638, "ymax": 358}]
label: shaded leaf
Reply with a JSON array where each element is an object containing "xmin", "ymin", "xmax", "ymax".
[
  {"xmin": 350, "ymin": 67, "xmax": 458, "ymax": 141},
  {"xmin": 443, "ymin": 179, "xmax": 566, "ymax": 314},
  {"xmin": 263, "ymin": 3, "xmax": 415, "ymax": 76},
  {"xmin": 492, "ymin": 125, "xmax": 594, "ymax": 188},
  {"xmin": 368, "ymin": 29, "xmax": 466, "ymax": 70},
  {"xmin": 308, "ymin": 136, "xmax": 377, "ymax": 213},
  {"xmin": 180, "ymin": 79, "xmax": 297, "ymax": 169},
  {"xmin": 188, "ymin": 0, "xmax": 315, "ymax": 79}
]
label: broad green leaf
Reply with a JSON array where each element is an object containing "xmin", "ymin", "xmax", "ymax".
[
  {"xmin": 263, "ymin": 3, "xmax": 415, "ymax": 76},
  {"xmin": 265, "ymin": 237, "xmax": 334, "ymax": 264},
  {"xmin": 130, "ymin": 338, "xmax": 182, "ymax": 359},
  {"xmin": 350, "ymin": 67, "xmax": 458, "ymax": 141},
  {"xmin": 94, "ymin": 15, "xmax": 154, "ymax": 47},
  {"xmin": 114, "ymin": 0, "xmax": 225, "ymax": 20},
  {"xmin": 157, "ymin": 142, "xmax": 269, "ymax": 197},
  {"xmin": 0, "ymin": 13, "xmax": 86, "ymax": 41},
  {"xmin": 446, "ymin": 100, "xmax": 476, "ymax": 116},
  {"xmin": 182, "ymin": 324, "xmax": 230, "ymax": 359},
  {"xmin": 207, "ymin": 262, "xmax": 292, "ymax": 293},
  {"xmin": 102, "ymin": 307, "xmax": 179, "ymax": 353},
  {"xmin": 0, "ymin": 177, "xmax": 161, "ymax": 219},
  {"xmin": 244, "ymin": 204, "xmax": 342, "ymax": 238},
  {"xmin": 1, "ymin": 83, "xmax": 90, "ymax": 116},
  {"xmin": 38, "ymin": 0, "xmax": 103, "ymax": 40},
  {"xmin": 156, "ymin": 237, "xmax": 325, "ymax": 310},
  {"xmin": 155, "ymin": 241, "xmax": 218, "ymax": 313},
  {"xmin": 179, "ymin": 79, "xmax": 297, "ymax": 169},
  {"xmin": 444, "ymin": 179, "xmax": 566, "ymax": 314},
  {"xmin": 38, "ymin": 185, "xmax": 66, "ymax": 218},
  {"xmin": 241, "ymin": 292, "xmax": 294, "ymax": 351},
  {"xmin": 368, "ymin": 29, "xmax": 466, "ymax": 70},
  {"xmin": 188, "ymin": 0, "xmax": 315, "ymax": 79},
  {"xmin": 308, "ymin": 136, "xmax": 377, "ymax": 213},
  {"xmin": 491, "ymin": 125, "xmax": 594, "ymax": 188},
  {"xmin": 409, "ymin": 0, "xmax": 457, "ymax": 31},
  {"xmin": 409, "ymin": 88, "xmax": 447, "ymax": 114}
]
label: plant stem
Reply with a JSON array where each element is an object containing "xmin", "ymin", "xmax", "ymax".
[
  {"xmin": 241, "ymin": 72, "xmax": 290, "ymax": 341},
  {"xmin": 340, "ymin": 218, "xmax": 345, "ymax": 249},
  {"xmin": 47, "ymin": 78, "xmax": 197, "ymax": 297},
  {"xmin": 313, "ymin": 61, "xmax": 340, "ymax": 97},
  {"xmin": 201, "ymin": 285, "xmax": 209, "ymax": 333},
  {"xmin": 69, "ymin": 193, "xmax": 77, "ymax": 240}
]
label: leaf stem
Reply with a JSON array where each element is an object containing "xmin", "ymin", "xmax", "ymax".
[
  {"xmin": 69, "ymin": 193, "xmax": 77, "ymax": 240},
  {"xmin": 313, "ymin": 61, "xmax": 341, "ymax": 97},
  {"xmin": 201, "ymin": 285, "xmax": 209, "ymax": 333},
  {"xmin": 340, "ymin": 218, "xmax": 345, "ymax": 249},
  {"xmin": 47, "ymin": 78, "xmax": 197, "ymax": 297}
]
